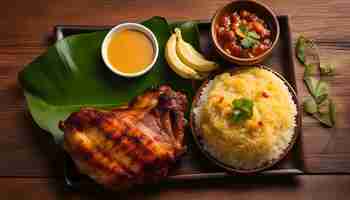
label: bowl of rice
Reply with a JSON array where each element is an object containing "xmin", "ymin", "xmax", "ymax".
[{"xmin": 190, "ymin": 66, "xmax": 299, "ymax": 173}]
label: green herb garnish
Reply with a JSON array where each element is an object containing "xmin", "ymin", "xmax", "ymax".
[
  {"xmin": 231, "ymin": 98, "xmax": 254, "ymax": 123},
  {"xmin": 238, "ymin": 24, "xmax": 248, "ymax": 35},
  {"xmin": 247, "ymin": 31, "xmax": 260, "ymax": 39},
  {"xmin": 241, "ymin": 37, "xmax": 258, "ymax": 48},
  {"xmin": 238, "ymin": 24, "xmax": 260, "ymax": 48}
]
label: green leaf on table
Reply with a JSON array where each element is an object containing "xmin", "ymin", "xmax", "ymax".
[
  {"xmin": 296, "ymin": 35, "xmax": 337, "ymax": 128},
  {"xmin": 314, "ymin": 79, "xmax": 329, "ymax": 104},
  {"xmin": 296, "ymin": 36, "xmax": 320, "ymax": 67},
  {"xmin": 314, "ymin": 112, "xmax": 333, "ymax": 127},
  {"xmin": 320, "ymin": 63, "xmax": 336, "ymax": 76},
  {"xmin": 304, "ymin": 76, "xmax": 318, "ymax": 96},
  {"xmin": 304, "ymin": 63, "xmax": 317, "ymax": 77},
  {"xmin": 311, "ymin": 99, "xmax": 336, "ymax": 127},
  {"xmin": 296, "ymin": 36, "xmax": 306, "ymax": 64},
  {"xmin": 303, "ymin": 97, "xmax": 318, "ymax": 114},
  {"xmin": 304, "ymin": 77, "xmax": 329, "ymax": 105},
  {"xmin": 18, "ymin": 17, "xmax": 201, "ymax": 144}
]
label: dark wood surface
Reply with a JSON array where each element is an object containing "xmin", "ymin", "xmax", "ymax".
[{"xmin": 1, "ymin": 0, "xmax": 350, "ymax": 199}]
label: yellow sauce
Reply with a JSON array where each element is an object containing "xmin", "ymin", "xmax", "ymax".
[{"xmin": 107, "ymin": 29, "xmax": 154, "ymax": 74}]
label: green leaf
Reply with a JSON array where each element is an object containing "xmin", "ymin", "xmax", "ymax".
[
  {"xmin": 169, "ymin": 21, "xmax": 200, "ymax": 51},
  {"xmin": 304, "ymin": 77, "xmax": 329, "ymax": 104},
  {"xmin": 314, "ymin": 112, "xmax": 333, "ymax": 127},
  {"xmin": 241, "ymin": 37, "xmax": 258, "ymax": 48},
  {"xmin": 239, "ymin": 24, "xmax": 248, "ymax": 35},
  {"xmin": 296, "ymin": 35, "xmax": 337, "ymax": 128},
  {"xmin": 247, "ymin": 31, "xmax": 260, "ymax": 39},
  {"xmin": 304, "ymin": 63, "xmax": 317, "ymax": 77},
  {"xmin": 18, "ymin": 17, "xmax": 201, "ymax": 143},
  {"xmin": 240, "ymin": 30, "xmax": 259, "ymax": 49},
  {"xmin": 296, "ymin": 36, "xmax": 319, "ymax": 67},
  {"xmin": 315, "ymin": 79, "xmax": 329, "ymax": 104},
  {"xmin": 320, "ymin": 63, "xmax": 336, "ymax": 76},
  {"xmin": 312, "ymin": 99, "xmax": 336, "ymax": 127},
  {"xmin": 231, "ymin": 98, "xmax": 254, "ymax": 123},
  {"xmin": 304, "ymin": 76, "xmax": 318, "ymax": 97},
  {"xmin": 296, "ymin": 36, "xmax": 306, "ymax": 64},
  {"xmin": 303, "ymin": 97, "xmax": 317, "ymax": 114},
  {"xmin": 241, "ymin": 37, "xmax": 251, "ymax": 48}
]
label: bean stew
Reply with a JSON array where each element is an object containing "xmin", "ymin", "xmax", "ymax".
[{"xmin": 215, "ymin": 9, "xmax": 272, "ymax": 58}]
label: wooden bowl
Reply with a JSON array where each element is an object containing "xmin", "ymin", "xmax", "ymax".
[
  {"xmin": 190, "ymin": 66, "xmax": 300, "ymax": 174},
  {"xmin": 211, "ymin": 0, "xmax": 280, "ymax": 65}
]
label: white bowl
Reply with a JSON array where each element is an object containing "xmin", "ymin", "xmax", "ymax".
[{"xmin": 101, "ymin": 23, "xmax": 159, "ymax": 78}]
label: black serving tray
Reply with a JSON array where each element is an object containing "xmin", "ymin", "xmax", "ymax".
[{"xmin": 56, "ymin": 16, "xmax": 304, "ymax": 190}]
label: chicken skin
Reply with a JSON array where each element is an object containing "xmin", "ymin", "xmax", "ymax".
[{"xmin": 59, "ymin": 86, "xmax": 187, "ymax": 190}]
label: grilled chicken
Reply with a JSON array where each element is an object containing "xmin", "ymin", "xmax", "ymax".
[{"xmin": 59, "ymin": 85, "xmax": 187, "ymax": 190}]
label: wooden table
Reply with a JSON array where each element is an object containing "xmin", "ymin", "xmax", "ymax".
[{"xmin": 1, "ymin": 0, "xmax": 350, "ymax": 199}]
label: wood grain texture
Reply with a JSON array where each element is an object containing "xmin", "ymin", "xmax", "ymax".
[
  {"xmin": 1, "ymin": 0, "xmax": 350, "ymax": 198},
  {"xmin": 1, "ymin": 176, "xmax": 350, "ymax": 200}
]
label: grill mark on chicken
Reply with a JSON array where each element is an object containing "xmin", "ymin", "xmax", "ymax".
[
  {"xmin": 66, "ymin": 133, "xmax": 127, "ymax": 177},
  {"xmin": 97, "ymin": 111, "xmax": 162, "ymax": 176},
  {"xmin": 59, "ymin": 85, "xmax": 187, "ymax": 190},
  {"xmin": 97, "ymin": 117, "xmax": 143, "ymax": 176}
]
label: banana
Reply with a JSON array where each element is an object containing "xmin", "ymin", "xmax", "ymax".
[
  {"xmin": 165, "ymin": 34, "xmax": 206, "ymax": 80},
  {"xmin": 174, "ymin": 28, "xmax": 218, "ymax": 72}
]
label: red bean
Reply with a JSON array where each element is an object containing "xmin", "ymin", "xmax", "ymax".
[
  {"xmin": 216, "ymin": 26, "xmax": 226, "ymax": 38},
  {"xmin": 230, "ymin": 13, "xmax": 239, "ymax": 24},
  {"xmin": 218, "ymin": 15, "xmax": 230, "ymax": 27},
  {"xmin": 217, "ymin": 10, "xmax": 272, "ymax": 58},
  {"xmin": 241, "ymin": 49, "xmax": 250, "ymax": 58},
  {"xmin": 224, "ymin": 42, "xmax": 241, "ymax": 57},
  {"xmin": 223, "ymin": 30, "xmax": 236, "ymax": 41},
  {"xmin": 239, "ymin": 10, "xmax": 250, "ymax": 18}
]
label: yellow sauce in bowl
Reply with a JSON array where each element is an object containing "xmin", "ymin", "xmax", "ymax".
[{"xmin": 107, "ymin": 29, "xmax": 154, "ymax": 74}]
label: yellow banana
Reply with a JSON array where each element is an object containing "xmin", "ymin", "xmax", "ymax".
[
  {"xmin": 165, "ymin": 34, "xmax": 206, "ymax": 80},
  {"xmin": 174, "ymin": 28, "xmax": 218, "ymax": 72}
]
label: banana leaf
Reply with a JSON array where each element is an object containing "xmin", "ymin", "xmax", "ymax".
[{"xmin": 18, "ymin": 17, "xmax": 200, "ymax": 144}]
